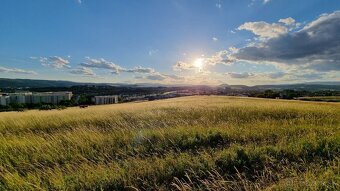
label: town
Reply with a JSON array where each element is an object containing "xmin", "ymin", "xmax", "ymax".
[
  {"xmin": 0, "ymin": 89, "xmax": 199, "ymax": 110},
  {"xmin": 0, "ymin": 91, "xmax": 120, "ymax": 110},
  {"xmin": 0, "ymin": 91, "xmax": 73, "ymax": 106},
  {"xmin": 1, "ymin": 82, "xmax": 339, "ymax": 112}
]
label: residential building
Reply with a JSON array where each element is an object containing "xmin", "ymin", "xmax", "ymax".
[
  {"xmin": 92, "ymin": 95, "xmax": 118, "ymax": 105},
  {"xmin": 9, "ymin": 92, "xmax": 32, "ymax": 104},
  {"xmin": 0, "ymin": 95, "xmax": 10, "ymax": 106},
  {"xmin": 0, "ymin": 92, "xmax": 73, "ymax": 106},
  {"xmin": 30, "ymin": 92, "xmax": 73, "ymax": 104}
]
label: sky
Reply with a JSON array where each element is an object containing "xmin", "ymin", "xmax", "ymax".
[{"xmin": 0, "ymin": 0, "xmax": 339, "ymax": 85}]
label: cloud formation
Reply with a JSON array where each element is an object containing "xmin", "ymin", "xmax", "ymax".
[
  {"xmin": 145, "ymin": 73, "xmax": 167, "ymax": 81},
  {"xmin": 173, "ymin": 50, "xmax": 234, "ymax": 72},
  {"xmin": 233, "ymin": 11, "xmax": 340, "ymax": 72},
  {"xmin": 205, "ymin": 50, "xmax": 234, "ymax": 65},
  {"xmin": 227, "ymin": 72, "xmax": 254, "ymax": 79},
  {"xmin": 0, "ymin": 66, "xmax": 37, "ymax": 75},
  {"xmin": 137, "ymin": 72, "xmax": 184, "ymax": 81},
  {"xmin": 265, "ymin": 72, "xmax": 286, "ymax": 79},
  {"xmin": 278, "ymin": 17, "xmax": 296, "ymax": 25},
  {"xmin": 69, "ymin": 67, "xmax": 95, "ymax": 76},
  {"xmin": 31, "ymin": 56, "xmax": 70, "ymax": 69},
  {"xmin": 81, "ymin": 57, "xmax": 124, "ymax": 74},
  {"xmin": 173, "ymin": 12, "xmax": 339, "ymax": 83},
  {"xmin": 125, "ymin": 66, "xmax": 155, "ymax": 74},
  {"xmin": 173, "ymin": 61, "xmax": 196, "ymax": 71},
  {"xmin": 81, "ymin": 57, "xmax": 156, "ymax": 75},
  {"xmin": 238, "ymin": 21, "xmax": 288, "ymax": 39}
]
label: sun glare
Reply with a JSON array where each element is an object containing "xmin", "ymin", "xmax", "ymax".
[{"xmin": 194, "ymin": 58, "xmax": 204, "ymax": 71}]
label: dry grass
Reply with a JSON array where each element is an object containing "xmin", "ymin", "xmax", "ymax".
[{"xmin": 0, "ymin": 96, "xmax": 339, "ymax": 190}]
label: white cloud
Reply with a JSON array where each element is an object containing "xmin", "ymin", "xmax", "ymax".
[
  {"xmin": 145, "ymin": 73, "xmax": 166, "ymax": 81},
  {"xmin": 233, "ymin": 11, "xmax": 340, "ymax": 72},
  {"xmin": 48, "ymin": 56, "xmax": 70, "ymax": 68},
  {"xmin": 238, "ymin": 21, "xmax": 288, "ymax": 39},
  {"xmin": 173, "ymin": 61, "xmax": 196, "ymax": 71},
  {"xmin": 278, "ymin": 17, "xmax": 296, "ymax": 25},
  {"xmin": 31, "ymin": 56, "xmax": 70, "ymax": 69},
  {"xmin": 76, "ymin": 0, "xmax": 82, "ymax": 4},
  {"xmin": 205, "ymin": 50, "xmax": 234, "ymax": 66},
  {"xmin": 80, "ymin": 57, "xmax": 124, "ymax": 74},
  {"xmin": 212, "ymin": 37, "xmax": 218, "ymax": 41},
  {"xmin": 0, "ymin": 66, "xmax": 37, "ymax": 75},
  {"xmin": 263, "ymin": 0, "xmax": 271, "ymax": 4},
  {"xmin": 170, "ymin": 11, "xmax": 340, "ymax": 84},
  {"xmin": 80, "ymin": 57, "xmax": 157, "ymax": 75},
  {"xmin": 173, "ymin": 50, "xmax": 235, "ymax": 72},
  {"xmin": 248, "ymin": 0, "xmax": 271, "ymax": 7},
  {"xmin": 69, "ymin": 67, "xmax": 95, "ymax": 76},
  {"xmin": 125, "ymin": 66, "xmax": 155, "ymax": 74},
  {"xmin": 227, "ymin": 72, "xmax": 255, "ymax": 79},
  {"xmin": 138, "ymin": 72, "xmax": 184, "ymax": 81}
]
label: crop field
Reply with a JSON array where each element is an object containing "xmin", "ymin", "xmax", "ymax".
[{"xmin": 0, "ymin": 96, "xmax": 339, "ymax": 190}]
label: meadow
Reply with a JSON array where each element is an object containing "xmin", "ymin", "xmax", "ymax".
[
  {"xmin": 296, "ymin": 96, "xmax": 340, "ymax": 102},
  {"xmin": 0, "ymin": 96, "xmax": 339, "ymax": 190}
]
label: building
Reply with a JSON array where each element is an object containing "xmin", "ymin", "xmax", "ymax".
[
  {"xmin": 0, "ymin": 92, "xmax": 73, "ymax": 106},
  {"xmin": 30, "ymin": 92, "xmax": 73, "ymax": 105},
  {"xmin": 8, "ymin": 92, "xmax": 32, "ymax": 104},
  {"xmin": 92, "ymin": 95, "xmax": 118, "ymax": 105},
  {"xmin": 0, "ymin": 95, "xmax": 10, "ymax": 106}
]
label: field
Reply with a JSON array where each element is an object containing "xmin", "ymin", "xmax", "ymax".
[
  {"xmin": 296, "ymin": 96, "xmax": 340, "ymax": 102},
  {"xmin": 0, "ymin": 96, "xmax": 339, "ymax": 190}
]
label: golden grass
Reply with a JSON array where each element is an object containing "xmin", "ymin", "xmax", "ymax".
[{"xmin": 0, "ymin": 96, "xmax": 339, "ymax": 190}]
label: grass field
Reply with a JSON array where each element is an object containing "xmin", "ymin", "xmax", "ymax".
[
  {"xmin": 0, "ymin": 96, "xmax": 339, "ymax": 190},
  {"xmin": 296, "ymin": 96, "xmax": 340, "ymax": 102}
]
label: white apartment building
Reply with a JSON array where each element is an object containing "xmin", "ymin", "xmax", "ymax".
[
  {"xmin": 92, "ymin": 95, "xmax": 118, "ymax": 105},
  {"xmin": 30, "ymin": 92, "xmax": 73, "ymax": 104},
  {"xmin": 9, "ymin": 92, "xmax": 33, "ymax": 104},
  {"xmin": 0, "ymin": 92, "xmax": 73, "ymax": 106}
]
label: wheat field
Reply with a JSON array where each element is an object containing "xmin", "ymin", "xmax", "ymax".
[{"xmin": 0, "ymin": 96, "xmax": 339, "ymax": 190}]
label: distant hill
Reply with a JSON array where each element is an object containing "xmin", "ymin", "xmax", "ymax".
[
  {"xmin": 0, "ymin": 78, "xmax": 87, "ymax": 88},
  {"xmin": 0, "ymin": 78, "xmax": 339, "ymax": 90},
  {"xmin": 219, "ymin": 83, "xmax": 340, "ymax": 91},
  {"xmin": 253, "ymin": 84, "xmax": 340, "ymax": 91},
  {"xmin": 0, "ymin": 78, "xmax": 181, "ymax": 88}
]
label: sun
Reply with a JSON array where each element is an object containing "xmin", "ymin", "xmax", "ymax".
[{"xmin": 194, "ymin": 58, "xmax": 204, "ymax": 71}]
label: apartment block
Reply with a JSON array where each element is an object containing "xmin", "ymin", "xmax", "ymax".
[
  {"xmin": 0, "ymin": 95, "xmax": 10, "ymax": 106},
  {"xmin": 92, "ymin": 95, "xmax": 118, "ymax": 105},
  {"xmin": 0, "ymin": 92, "xmax": 73, "ymax": 106}
]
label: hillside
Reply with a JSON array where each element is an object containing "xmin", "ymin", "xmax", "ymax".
[
  {"xmin": 1, "ymin": 78, "xmax": 340, "ymax": 91},
  {"xmin": 0, "ymin": 96, "xmax": 339, "ymax": 190}
]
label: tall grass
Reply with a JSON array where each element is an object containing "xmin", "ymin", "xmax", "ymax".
[{"xmin": 0, "ymin": 96, "xmax": 339, "ymax": 190}]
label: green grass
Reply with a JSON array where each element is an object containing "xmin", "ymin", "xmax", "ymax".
[{"xmin": 0, "ymin": 96, "xmax": 339, "ymax": 190}]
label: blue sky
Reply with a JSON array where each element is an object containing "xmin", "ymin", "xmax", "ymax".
[{"xmin": 0, "ymin": 0, "xmax": 339, "ymax": 85}]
